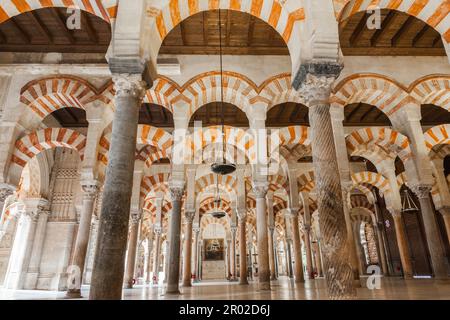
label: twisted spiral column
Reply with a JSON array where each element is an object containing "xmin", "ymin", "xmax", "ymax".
[
  {"xmin": 300, "ymin": 68, "xmax": 356, "ymax": 299},
  {"xmin": 89, "ymin": 74, "xmax": 146, "ymax": 300}
]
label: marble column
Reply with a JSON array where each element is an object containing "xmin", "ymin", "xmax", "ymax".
[
  {"xmin": 391, "ymin": 210, "xmax": 413, "ymax": 279},
  {"xmin": 374, "ymin": 222, "xmax": 389, "ymax": 275},
  {"xmin": 192, "ymin": 226, "xmax": 200, "ymax": 282},
  {"xmin": 89, "ymin": 74, "xmax": 146, "ymax": 300},
  {"xmin": 289, "ymin": 210, "xmax": 304, "ymax": 283},
  {"xmin": 439, "ymin": 207, "xmax": 450, "ymax": 247},
  {"xmin": 230, "ymin": 225, "xmax": 237, "ymax": 281},
  {"xmin": 248, "ymin": 241, "xmax": 254, "ymax": 280},
  {"xmin": 411, "ymin": 185, "xmax": 448, "ymax": 279},
  {"xmin": 254, "ymin": 184, "xmax": 270, "ymax": 290},
  {"xmin": 286, "ymin": 239, "xmax": 294, "ymax": 278},
  {"xmin": 353, "ymin": 225, "xmax": 367, "ymax": 275},
  {"xmin": 152, "ymin": 227, "xmax": 162, "ymax": 285},
  {"xmin": 145, "ymin": 234, "xmax": 153, "ymax": 284},
  {"xmin": 268, "ymin": 226, "xmax": 277, "ymax": 280},
  {"xmin": 166, "ymin": 185, "xmax": 184, "ymax": 294},
  {"xmin": 238, "ymin": 214, "xmax": 248, "ymax": 285},
  {"xmin": 303, "ymin": 225, "xmax": 314, "ymax": 279},
  {"xmin": 313, "ymin": 241, "xmax": 324, "ymax": 277},
  {"xmin": 124, "ymin": 213, "xmax": 141, "ymax": 289},
  {"xmin": 300, "ymin": 66, "xmax": 355, "ymax": 299},
  {"xmin": 66, "ymin": 182, "xmax": 98, "ymax": 298},
  {"xmin": 182, "ymin": 211, "xmax": 195, "ymax": 287},
  {"xmin": 24, "ymin": 205, "xmax": 50, "ymax": 289},
  {"xmin": 226, "ymin": 240, "xmax": 231, "ymax": 277}
]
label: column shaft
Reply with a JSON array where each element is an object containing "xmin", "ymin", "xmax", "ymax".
[
  {"xmin": 412, "ymin": 187, "xmax": 448, "ymax": 279},
  {"xmin": 255, "ymin": 188, "xmax": 270, "ymax": 290},
  {"xmin": 392, "ymin": 214, "xmax": 413, "ymax": 279},
  {"xmin": 230, "ymin": 228, "xmax": 237, "ymax": 280},
  {"xmin": 239, "ymin": 218, "xmax": 248, "ymax": 284},
  {"xmin": 192, "ymin": 229, "xmax": 200, "ymax": 282},
  {"xmin": 166, "ymin": 188, "xmax": 183, "ymax": 294},
  {"xmin": 124, "ymin": 219, "xmax": 140, "ymax": 288},
  {"xmin": 67, "ymin": 188, "xmax": 97, "ymax": 297},
  {"xmin": 89, "ymin": 75, "xmax": 145, "ymax": 300},
  {"xmin": 182, "ymin": 218, "xmax": 193, "ymax": 287},
  {"xmin": 304, "ymin": 227, "xmax": 314, "ymax": 279},
  {"xmin": 152, "ymin": 231, "xmax": 162, "ymax": 284},
  {"xmin": 441, "ymin": 213, "xmax": 450, "ymax": 248},
  {"xmin": 268, "ymin": 228, "xmax": 277, "ymax": 280},
  {"xmin": 290, "ymin": 214, "xmax": 304, "ymax": 283},
  {"xmin": 307, "ymin": 81, "xmax": 355, "ymax": 298}
]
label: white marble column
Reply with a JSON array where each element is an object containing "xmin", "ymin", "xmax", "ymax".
[
  {"xmin": 124, "ymin": 213, "xmax": 141, "ymax": 288},
  {"xmin": 230, "ymin": 225, "xmax": 237, "ymax": 281},
  {"xmin": 152, "ymin": 226, "xmax": 162, "ymax": 285},
  {"xmin": 253, "ymin": 184, "xmax": 271, "ymax": 290},
  {"xmin": 182, "ymin": 211, "xmax": 195, "ymax": 287},
  {"xmin": 66, "ymin": 182, "xmax": 98, "ymax": 298},
  {"xmin": 192, "ymin": 226, "xmax": 200, "ymax": 282}
]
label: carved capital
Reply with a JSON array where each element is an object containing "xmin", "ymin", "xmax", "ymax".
[
  {"xmin": 252, "ymin": 184, "xmax": 268, "ymax": 199},
  {"xmin": 0, "ymin": 185, "xmax": 15, "ymax": 203},
  {"xmin": 154, "ymin": 226, "xmax": 162, "ymax": 235},
  {"xmin": 130, "ymin": 210, "xmax": 142, "ymax": 225},
  {"xmin": 237, "ymin": 211, "xmax": 247, "ymax": 222},
  {"xmin": 81, "ymin": 181, "xmax": 99, "ymax": 199},
  {"xmin": 287, "ymin": 207, "xmax": 299, "ymax": 217},
  {"xmin": 410, "ymin": 184, "xmax": 432, "ymax": 199},
  {"xmin": 231, "ymin": 225, "xmax": 237, "ymax": 234},
  {"xmin": 294, "ymin": 61, "xmax": 343, "ymax": 90},
  {"xmin": 112, "ymin": 74, "xmax": 147, "ymax": 99},
  {"xmin": 193, "ymin": 226, "xmax": 201, "ymax": 234},
  {"xmin": 184, "ymin": 210, "xmax": 195, "ymax": 223},
  {"xmin": 169, "ymin": 187, "xmax": 184, "ymax": 201}
]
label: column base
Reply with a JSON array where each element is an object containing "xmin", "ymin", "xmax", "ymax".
[
  {"xmin": 239, "ymin": 279, "xmax": 249, "ymax": 285},
  {"xmin": 65, "ymin": 289, "xmax": 83, "ymax": 299},
  {"xmin": 124, "ymin": 283, "xmax": 134, "ymax": 289},
  {"xmin": 165, "ymin": 284, "xmax": 181, "ymax": 294},
  {"xmin": 270, "ymin": 276, "xmax": 277, "ymax": 281},
  {"xmin": 182, "ymin": 281, "xmax": 192, "ymax": 287},
  {"xmin": 295, "ymin": 278, "xmax": 304, "ymax": 284}
]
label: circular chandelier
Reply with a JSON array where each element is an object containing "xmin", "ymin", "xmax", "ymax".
[
  {"xmin": 211, "ymin": 9, "xmax": 236, "ymax": 176},
  {"xmin": 402, "ymin": 189, "xmax": 419, "ymax": 213}
]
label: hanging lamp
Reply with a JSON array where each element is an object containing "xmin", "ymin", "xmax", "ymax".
[
  {"xmin": 401, "ymin": 188, "xmax": 419, "ymax": 213},
  {"xmin": 210, "ymin": 174, "xmax": 226, "ymax": 219},
  {"xmin": 211, "ymin": 9, "xmax": 237, "ymax": 176}
]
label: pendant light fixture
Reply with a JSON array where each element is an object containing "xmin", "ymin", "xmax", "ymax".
[
  {"xmin": 211, "ymin": 175, "xmax": 226, "ymax": 219},
  {"xmin": 402, "ymin": 188, "xmax": 419, "ymax": 213},
  {"xmin": 211, "ymin": 9, "xmax": 237, "ymax": 176}
]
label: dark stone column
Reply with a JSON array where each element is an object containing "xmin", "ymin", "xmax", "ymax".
[
  {"xmin": 124, "ymin": 213, "xmax": 141, "ymax": 288},
  {"xmin": 166, "ymin": 185, "xmax": 184, "ymax": 294},
  {"xmin": 89, "ymin": 74, "xmax": 146, "ymax": 300},
  {"xmin": 411, "ymin": 185, "xmax": 449, "ymax": 279},
  {"xmin": 238, "ymin": 213, "xmax": 248, "ymax": 285}
]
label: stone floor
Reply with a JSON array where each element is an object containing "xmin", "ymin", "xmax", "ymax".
[{"xmin": 0, "ymin": 277, "xmax": 449, "ymax": 300}]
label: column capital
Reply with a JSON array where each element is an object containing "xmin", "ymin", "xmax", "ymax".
[
  {"xmin": 252, "ymin": 183, "xmax": 268, "ymax": 199},
  {"xmin": 112, "ymin": 74, "xmax": 147, "ymax": 99},
  {"xmin": 193, "ymin": 226, "xmax": 201, "ymax": 234},
  {"xmin": 154, "ymin": 225, "xmax": 162, "ymax": 235},
  {"xmin": 169, "ymin": 181, "xmax": 185, "ymax": 201},
  {"xmin": 184, "ymin": 210, "xmax": 195, "ymax": 223},
  {"xmin": 410, "ymin": 184, "xmax": 432, "ymax": 199},
  {"xmin": 81, "ymin": 180, "xmax": 100, "ymax": 198},
  {"xmin": 237, "ymin": 210, "xmax": 247, "ymax": 222},
  {"xmin": 230, "ymin": 225, "xmax": 238, "ymax": 234},
  {"xmin": 287, "ymin": 207, "xmax": 299, "ymax": 217},
  {"xmin": 0, "ymin": 184, "xmax": 15, "ymax": 203},
  {"xmin": 130, "ymin": 210, "xmax": 142, "ymax": 225},
  {"xmin": 296, "ymin": 61, "xmax": 343, "ymax": 104}
]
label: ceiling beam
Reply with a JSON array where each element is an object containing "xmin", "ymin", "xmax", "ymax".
[
  {"xmin": 370, "ymin": 11, "xmax": 396, "ymax": 46},
  {"xmin": 226, "ymin": 10, "xmax": 232, "ymax": 47},
  {"xmin": 412, "ymin": 25, "xmax": 429, "ymax": 47},
  {"xmin": 345, "ymin": 103, "xmax": 362, "ymax": 122},
  {"xmin": 203, "ymin": 11, "xmax": 208, "ymax": 46},
  {"xmin": 81, "ymin": 12, "xmax": 98, "ymax": 43},
  {"xmin": 0, "ymin": 30, "xmax": 6, "ymax": 43},
  {"xmin": 49, "ymin": 8, "xmax": 76, "ymax": 44},
  {"xmin": 391, "ymin": 16, "xmax": 415, "ymax": 46},
  {"xmin": 247, "ymin": 15, "xmax": 255, "ymax": 47},
  {"xmin": 349, "ymin": 13, "xmax": 369, "ymax": 47},
  {"xmin": 10, "ymin": 19, "xmax": 30, "ymax": 43},
  {"xmin": 26, "ymin": 11, "xmax": 53, "ymax": 44}
]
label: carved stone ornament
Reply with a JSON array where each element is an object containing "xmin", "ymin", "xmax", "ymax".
[
  {"xmin": 130, "ymin": 210, "xmax": 142, "ymax": 225},
  {"xmin": 184, "ymin": 210, "xmax": 195, "ymax": 223},
  {"xmin": 293, "ymin": 61, "xmax": 343, "ymax": 90},
  {"xmin": 154, "ymin": 225, "xmax": 162, "ymax": 235},
  {"xmin": 410, "ymin": 184, "xmax": 432, "ymax": 199},
  {"xmin": 0, "ymin": 186, "xmax": 15, "ymax": 203},
  {"xmin": 112, "ymin": 74, "xmax": 147, "ymax": 99},
  {"xmin": 252, "ymin": 183, "xmax": 268, "ymax": 199},
  {"xmin": 169, "ymin": 186, "xmax": 185, "ymax": 201},
  {"xmin": 82, "ymin": 182, "xmax": 99, "ymax": 199}
]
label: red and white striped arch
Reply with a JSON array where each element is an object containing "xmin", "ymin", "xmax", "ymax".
[
  {"xmin": 143, "ymin": 78, "xmax": 179, "ymax": 113},
  {"xmin": 195, "ymin": 173, "xmax": 237, "ymax": 195},
  {"xmin": 140, "ymin": 173, "xmax": 171, "ymax": 201},
  {"xmin": 137, "ymin": 125, "xmax": 173, "ymax": 154},
  {"xmin": 200, "ymin": 214, "xmax": 230, "ymax": 233},
  {"xmin": 11, "ymin": 128, "xmax": 86, "ymax": 168},
  {"xmin": 351, "ymin": 171, "xmax": 391, "ymax": 194},
  {"xmin": 337, "ymin": 0, "xmax": 450, "ymax": 44},
  {"xmin": 199, "ymin": 197, "xmax": 232, "ymax": 217},
  {"xmin": 410, "ymin": 76, "xmax": 450, "ymax": 111},
  {"xmin": 346, "ymin": 127, "xmax": 412, "ymax": 162},
  {"xmin": 333, "ymin": 74, "xmax": 411, "ymax": 117},
  {"xmin": 270, "ymin": 126, "xmax": 311, "ymax": 152},
  {"xmin": 297, "ymin": 170, "xmax": 315, "ymax": 192},
  {"xmin": 424, "ymin": 124, "xmax": 450, "ymax": 152},
  {"xmin": 20, "ymin": 76, "xmax": 97, "ymax": 119},
  {"xmin": 180, "ymin": 72, "xmax": 258, "ymax": 119},
  {"xmin": 187, "ymin": 126, "xmax": 256, "ymax": 162},
  {"xmin": 150, "ymin": 0, "xmax": 305, "ymax": 65},
  {"xmin": 259, "ymin": 73, "xmax": 305, "ymax": 110},
  {"xmin": 0, "ymin": 0, "xmax": 118, "ymax": 24}
]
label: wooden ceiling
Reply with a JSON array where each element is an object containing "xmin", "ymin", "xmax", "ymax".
[
  {"xmin": 0, "ymin": 7, "xmax": 111, "ymax": 53},
  {"xmin": 189, "ymin": 102, "xmax": 249, "ymax": 127},
  {"xmin": 139, "ymin": 104, "xmax": 174, "ymax": 127},
  {"xmin": 48, "ymin": 108, "xmax": 88, "ymax": 128},
  {"xmin": 160, "ymin": 9, "xmax": 288, "ymax": 55},
  {"xmin": 340, "ymin": 9, "xmax": 445, "ymax": 56}
]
